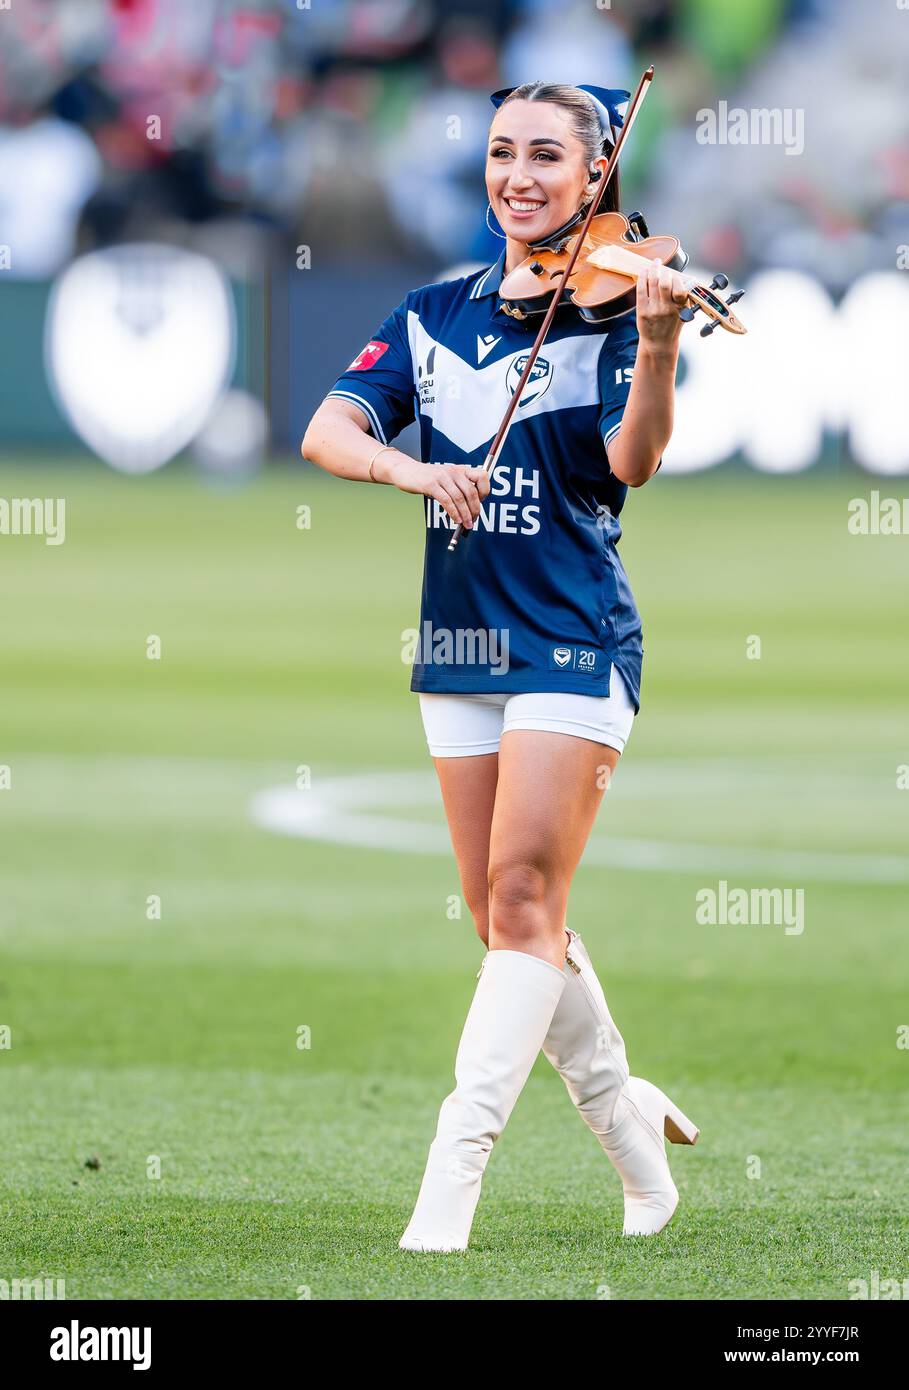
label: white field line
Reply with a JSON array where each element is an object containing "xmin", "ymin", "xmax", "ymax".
[{"xmin": 250, "ymin": 771, "xmax": 909, "ymax": 884}]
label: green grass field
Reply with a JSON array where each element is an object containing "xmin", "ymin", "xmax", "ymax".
[{"xmin": 0, "ymin": 457, "xmax": 906, "ymax": 1300}]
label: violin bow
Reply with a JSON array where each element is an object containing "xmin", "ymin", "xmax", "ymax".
[{"xmin": 447, "ymin": 65, "xmax": 655, "ymax": 553}]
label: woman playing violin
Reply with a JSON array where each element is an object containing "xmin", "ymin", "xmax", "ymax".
[{"xmin": 302, "ymin": 80, "xmax": 699, "ymax": 1253}]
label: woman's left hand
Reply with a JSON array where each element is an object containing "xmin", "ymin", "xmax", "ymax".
[{"xmin": 636, "ymin": 261, "xmax": 691, "ymax": 353}]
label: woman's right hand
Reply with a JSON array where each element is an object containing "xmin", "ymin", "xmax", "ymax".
[{"xmin": 384, "ymin": 455, "xmax": 491, "ymax": 530}]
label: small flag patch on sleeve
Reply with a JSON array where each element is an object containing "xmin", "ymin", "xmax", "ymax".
[{"xmin": 348, "ymin": 341, "xmax": 390, "ymax": 371}]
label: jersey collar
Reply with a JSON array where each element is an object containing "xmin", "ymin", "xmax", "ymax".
[{"xmin": 469, "ymin": 246, "xmax": 507, "ymax": 300}]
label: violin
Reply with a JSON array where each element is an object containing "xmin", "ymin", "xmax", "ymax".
[{"xmin": 499, "ymin": 209, "xmax": 747, "ymax": 338}]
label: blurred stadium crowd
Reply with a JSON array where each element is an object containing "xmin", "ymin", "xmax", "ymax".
[
  {"xmin": 2, "ymin": 0, "xmax": 905, "ymax": 287},
  {"xmin": 2, "ymin": 0, "xmax": 907, "ymax": 471}
]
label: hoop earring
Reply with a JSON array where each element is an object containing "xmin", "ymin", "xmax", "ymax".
[{"xmin": 485, "ymin": 202, "xmax": 507, "ymax": 241}]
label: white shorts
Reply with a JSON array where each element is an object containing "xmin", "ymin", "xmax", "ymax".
[{"xmin": 418, "ymin": 663, "xmax": 636, "ymax": 758}]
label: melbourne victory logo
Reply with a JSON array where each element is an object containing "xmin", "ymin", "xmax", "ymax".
[{"xmin": 506, "ymin": 353, "xmax": 552, "ymax": 407}]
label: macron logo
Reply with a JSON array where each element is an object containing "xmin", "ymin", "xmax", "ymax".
[
  {"xmin": 50, "ymin": 1321, "xmax": 151, "ymax": 1371},
  {"xmin": 477, "ymin": 333, "xmax": 501, "ymax": 364}
]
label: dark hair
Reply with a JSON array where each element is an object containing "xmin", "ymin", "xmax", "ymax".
[{"xmin": 493, "ymin": 82, "xmax": 621, "ymax": 215}]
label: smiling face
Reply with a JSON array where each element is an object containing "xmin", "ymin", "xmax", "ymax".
[{"xmin": 486, "ymin": 98, "xmax": 607, "ymax": 267}]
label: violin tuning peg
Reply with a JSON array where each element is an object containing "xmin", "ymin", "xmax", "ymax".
[
  {"xmin": 678, "ymin": 307, "xmax": 696, "ymax": 322},
  {"xmin": 699, "ymin": 319, "xmax": 720, "ymax": 337},
  {"xmin": 726, "ymin": 288, "xmax": 745, "ymax": 304},
  {"xmin": 709, "ymin": 273, "xmax": 729, "ymax": 291}
]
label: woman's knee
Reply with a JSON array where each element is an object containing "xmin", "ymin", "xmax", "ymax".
[
  {"xmin": 488, "ymin": 858, "xmax": 548, "ymax": 912},
  {"xmin": 486, "ymin": 860, "xmax": 557, "ymax": 948}
]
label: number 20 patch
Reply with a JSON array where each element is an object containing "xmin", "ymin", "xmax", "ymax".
[{"xmin": 548, "ymin": 645, "xmax": 600, "ymax": 674}]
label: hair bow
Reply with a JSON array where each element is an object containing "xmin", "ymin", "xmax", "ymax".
[{"xmin": 489, "ymin": 84, "xmax": 631, "ymax": 144}]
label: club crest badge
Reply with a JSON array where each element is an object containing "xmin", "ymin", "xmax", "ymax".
[{"xmin": 506, "ymin": 353, "xmax": 552, "ymax": 407}]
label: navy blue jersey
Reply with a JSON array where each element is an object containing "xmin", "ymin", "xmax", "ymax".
[{"xmin": 325, "ymin": 245, "xmax": 651, "ymax": 707}]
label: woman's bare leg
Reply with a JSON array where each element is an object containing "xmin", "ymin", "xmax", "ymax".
[
  {"xmin": 486, "ymin": 730, "xmax": 619, "ymax": 967},
  {"xmin": 431, "ymin": 735, "xmax": 619, "ymax": 957},
  {"xmin": 431, "ymin": 751, "xmax": 498, "ymax": 945}
]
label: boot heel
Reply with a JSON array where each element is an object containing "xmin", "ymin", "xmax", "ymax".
[{"xmin": 663, "ymin": 1098, "xmax": 699, "ymax": 1146}]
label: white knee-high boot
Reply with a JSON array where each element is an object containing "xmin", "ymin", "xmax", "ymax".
[
  {"xmin": 541, "ymin": 930, "xmax": 630, "ymax": 1134},
  {"xmin": 399, "ymin": 948, "xmax": 567, "ymax": 1253},
  {"xmin": 542, "ymin": 930, "xmax": 699, "ymax": 1236}
]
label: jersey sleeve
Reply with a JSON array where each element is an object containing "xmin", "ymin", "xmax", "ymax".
[
  {"xmin": 597, "ymin": 313, "xmax": 663, "ymax": 475},
  {"xmin": 324, "ymin": 293, "xmax": 416, "ymax": 445},
  {"xmin": 597, "ymin": 313, "xmax": 639, "ymax": 456}
]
